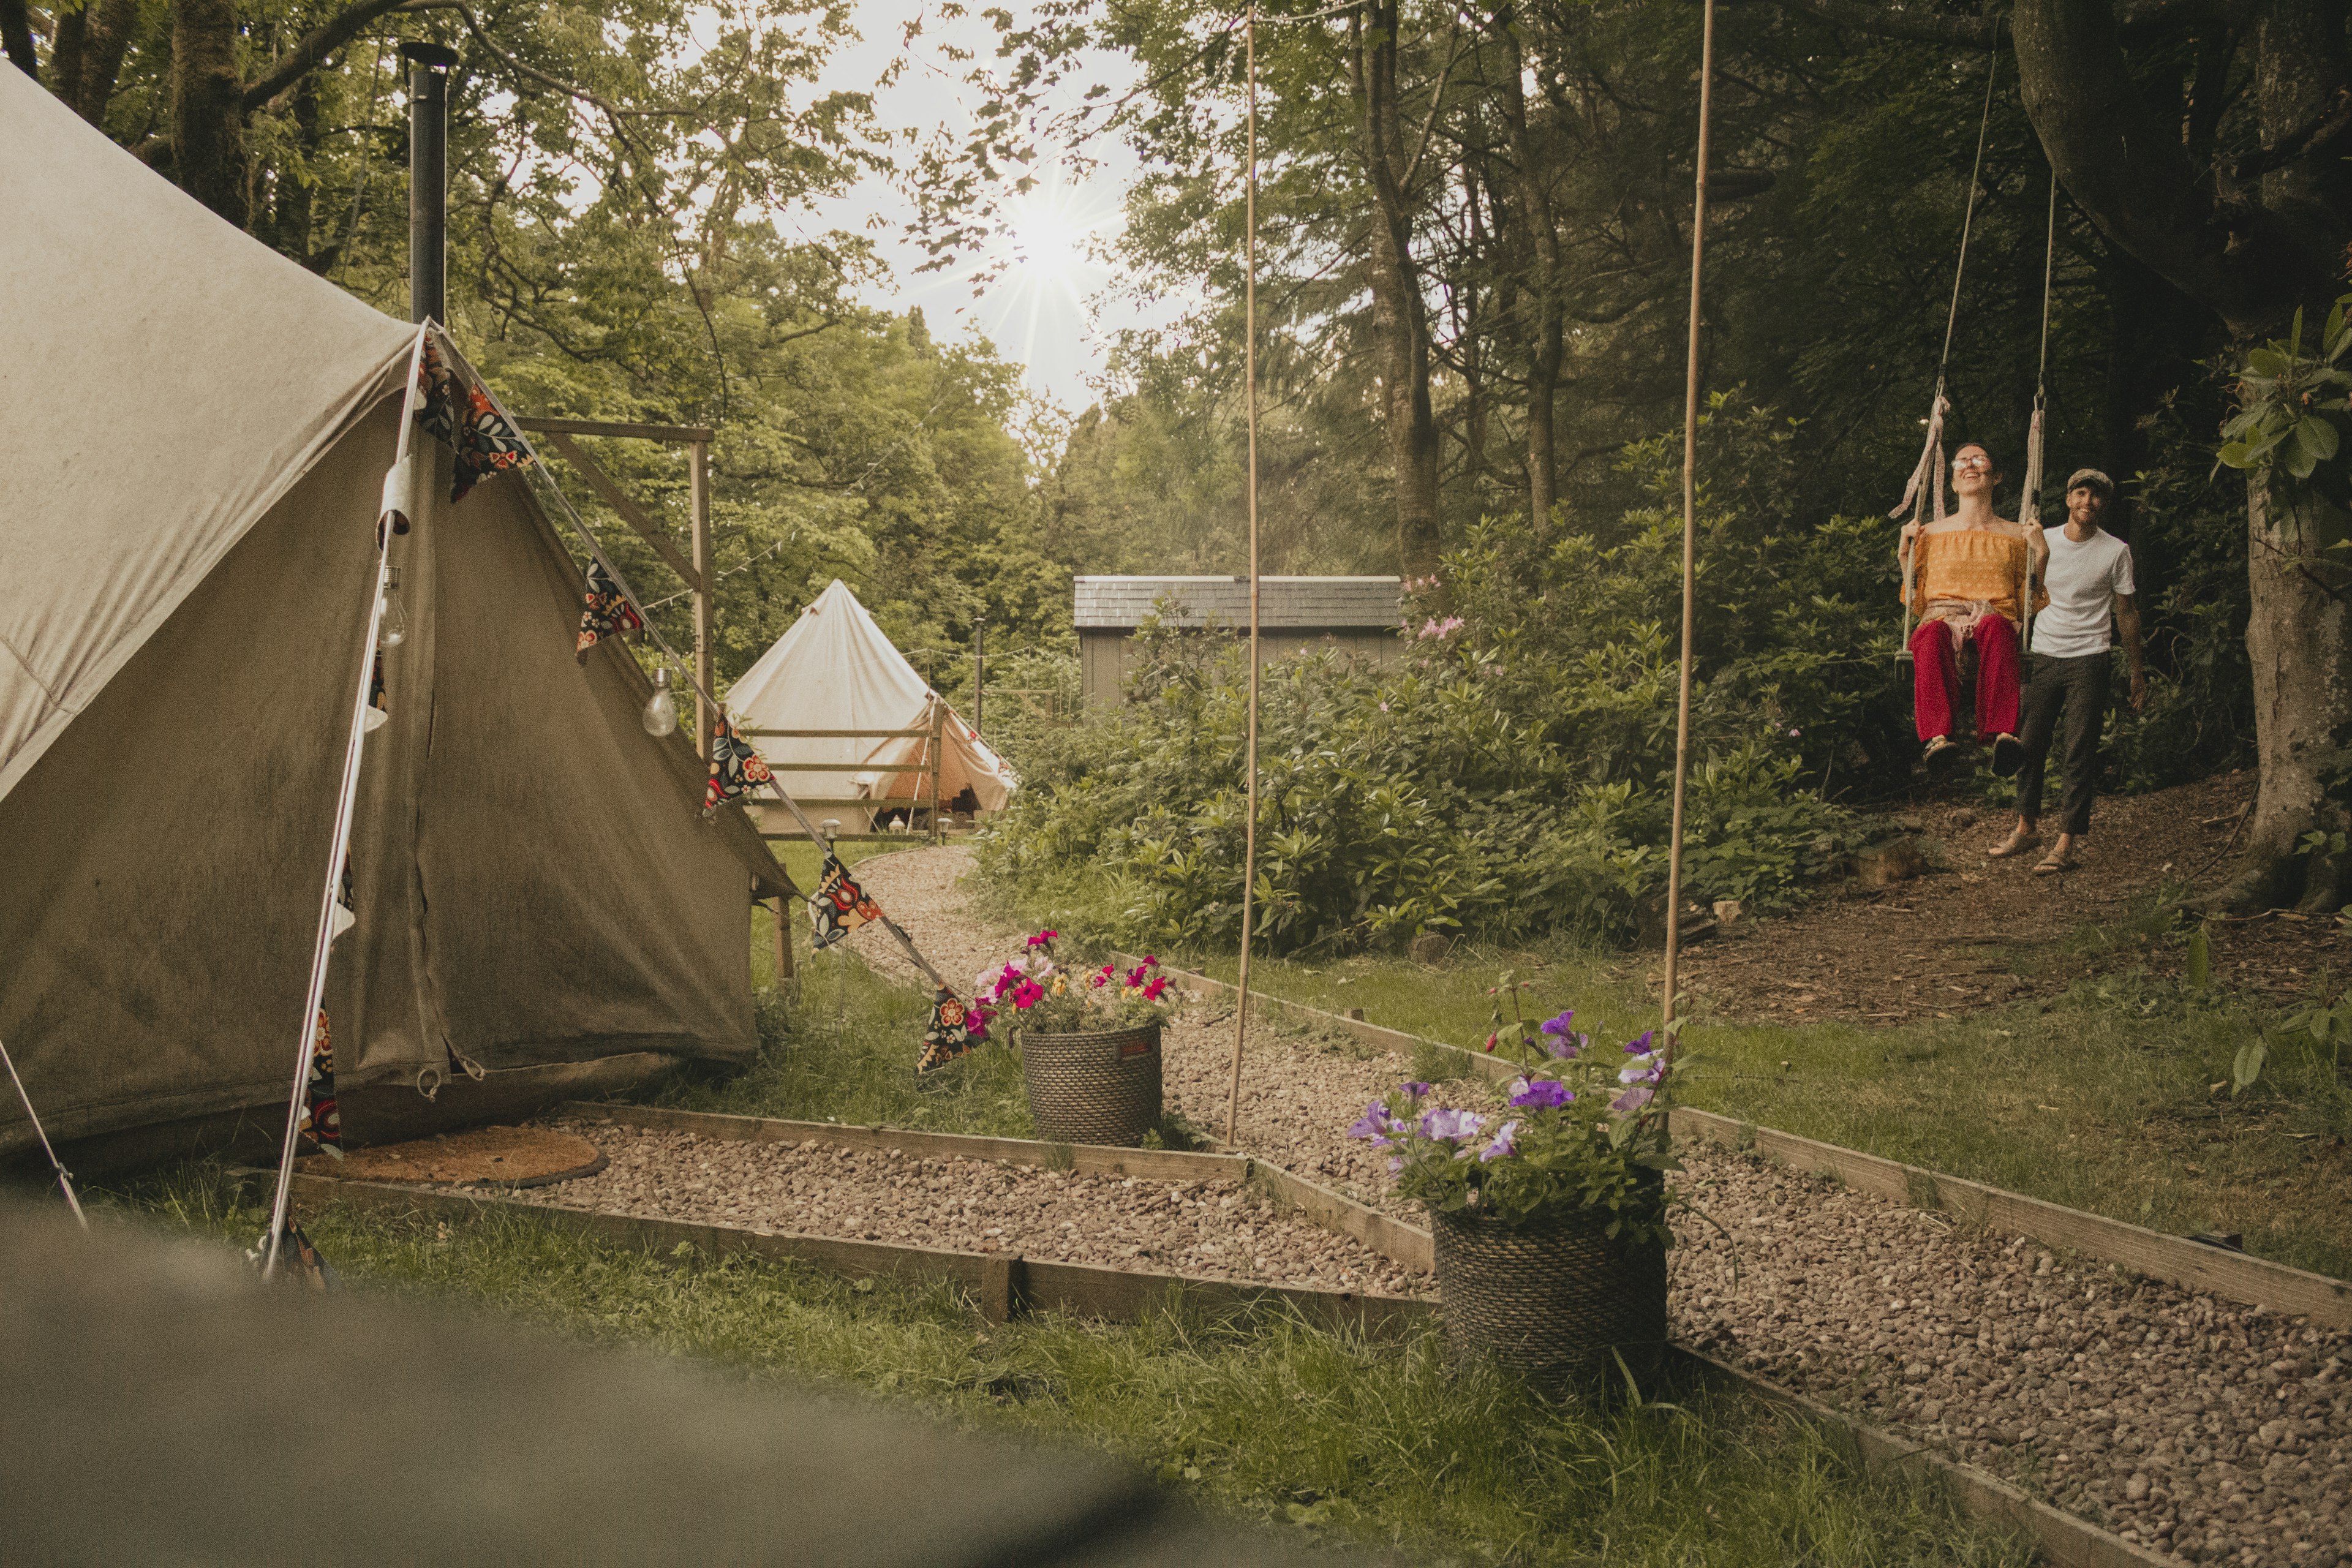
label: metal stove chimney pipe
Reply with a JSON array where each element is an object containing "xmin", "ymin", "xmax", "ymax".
[{"xmin": 401, "ymin": 42, "xmax": 460, "ymax": 326}]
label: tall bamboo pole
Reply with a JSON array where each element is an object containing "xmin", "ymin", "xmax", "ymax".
[
  {"xmin": 1223, "ymin": 4, "xmax": 1262, "ymax": 1145},
  {"xmin": 1659, "ymin": 0, "xmax": 1717, "ymax": 1058},
  {"xmin": 690, "ymin": 439, "xmax": 714, "ymax": 759}
]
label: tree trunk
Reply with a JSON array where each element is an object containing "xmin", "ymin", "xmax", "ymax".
[
  {"xmin": 1, "ymin": 0, "xmax": 37, "ymax": 79},
  {"xmin": 1493, "ymin": 4, "xmax": 1562, "ymax": 538},
  {"xmin": 1350, "ymin": 6, "xmax": 1444, "ymax": 574},
  {"xmin": 172, "ymin": 0, "xmax": 249, "ymax": 226},
  {"xmin": 75, "ymin": 0, "xmax": 143, "ymax": 126},
  {"xmin": 2226, "ymin": 468, "xmax": 2352, "ymax": 911},
  {"xmin": 50, "ymin": 4, "xmax": 86, "ymax": 106}
]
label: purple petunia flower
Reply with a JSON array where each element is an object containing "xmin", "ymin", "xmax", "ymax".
[
  {"xmin": 1418, "ymin": 1106, "xmax": 1485, "ymax": 1143},
  {"xmin": 1477, "ymin": 1120, "xmax": 1521, "ymax": 1163},
  {"xmin": 1622, "ymin": 1030, "xmax": 1656, "ymax": 1056},
  {"xmin": 1399, "ymin": 1080, "xmax": 1434, "ymax": 1102},
  {"xmin": 1611, "ymin": 1086, "xmax": 1656, "ymax": 1114},
  {"xmin": 1507, "ymin": 1077, "xmax": 1574, "ymax": 1110},
  {"xmin": 1346, "ymin": 1102, "xmax": 1398, "ymax": 1147}
]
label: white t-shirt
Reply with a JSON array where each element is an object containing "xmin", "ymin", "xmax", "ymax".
[{"xmin": 2031, "ymin": 527, "xmax": 2135, "ymax": 658}]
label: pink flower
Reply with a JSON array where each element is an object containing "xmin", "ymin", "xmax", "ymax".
[
  {"xmin": 1012, "ymin": 981, "xmax": 1044, "ymax": 1009},
  {"xmin": 1142, "ymin": 976, "xmax": 1167, "ymax": 1001},
  {"xmin": 1026, "ymin": 929, "xmax": 1059, "ymax": 949}
]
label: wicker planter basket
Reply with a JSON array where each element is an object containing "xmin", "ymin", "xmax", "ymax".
[
  {"xmin": 1016, "ymin": 1023, "xmax": 1164, "ymax": 1147},
  {"xmin": 1429, "ymin": 1186, "xmax": 1668, "ymax": 1396}
]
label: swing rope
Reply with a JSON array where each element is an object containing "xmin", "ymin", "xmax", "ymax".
[
  {"xmin": 1893, "ymin": 43, "xmax": 2003, "ymax": 664},
  {"xmin": 1658, "ymin": 0, "xmax": 1717, "ymax": 1053},
  {"xmin": 1223, "ymin": 1, "xmax": 1262, "ymax": 1144},
  {"xmin": 2017, "ymin": 168, "xmax": 2059, "ymax": 650}
]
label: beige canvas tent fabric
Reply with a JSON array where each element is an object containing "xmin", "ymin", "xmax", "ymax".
[
  {"xmin": 0, "ymin": 67, "xmax": 416, "ymax": 805},
  {"xmin": 726, "ymin": 579, "xmax": 1014, "ymax": 827},
  {"xmin": 0, "ymin": 71, "xmax": 790, "ymax": 1153}
]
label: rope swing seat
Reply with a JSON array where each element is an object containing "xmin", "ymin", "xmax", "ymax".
[{"xmin": 1890, "ymin": 50, "xmax": 2054, "ymax": 781}]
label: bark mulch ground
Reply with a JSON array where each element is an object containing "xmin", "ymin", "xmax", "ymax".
[{"xmin": 1673, "ymin": 772, "xmax": 2345, "ymax": 1028}]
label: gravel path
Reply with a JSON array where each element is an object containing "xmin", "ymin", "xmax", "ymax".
[
  {"xmin": 1675, "ymin": 1153, "xmax": 2351, "ymax": 1564},
  {"xmin": 516, "ymin": 1118, "xmax": 1423, "ymax": 1296},
  {"xmin": 843, "ymin": 845, "xmax": 1446, "ymax": 1219},
  {"xmin": 837, "ymin": 846, "xmax": 2352, "ymax": 1564}
]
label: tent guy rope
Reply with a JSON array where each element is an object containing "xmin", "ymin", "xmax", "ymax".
[
  {"xmin": 1657, "ymin": 0, "xmax": 1717, "ymax": 1060},
  {"xmin": 1223, "ymin": 1, "xmax": 1264, "ymax": 1145},
  {"xmin": 1, "ymin": 1033, "xmax": 87, "ymax": 1229},
  {"xmin": 261, "ymin": 323, "xmax": 429, "ymax": 1278}
]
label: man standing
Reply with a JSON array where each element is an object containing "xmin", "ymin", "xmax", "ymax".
[{"xmin": 1988, "ymin": 469, "xmax": 2146, "ymax": 873}]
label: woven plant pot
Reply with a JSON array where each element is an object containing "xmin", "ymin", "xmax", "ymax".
[
  {"xmin": 1429, "ymin": 1185, "xmax": 1668, "ymax": 1396},
  {"xmin": 1017, "ymin": 1023, "xmax": 1163, "ymax": 1147}
]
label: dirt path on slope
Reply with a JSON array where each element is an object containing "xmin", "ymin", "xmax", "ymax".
[{"xmin": 1676, "ymin": 771, "xmax": 2345, "ymax": 1027}]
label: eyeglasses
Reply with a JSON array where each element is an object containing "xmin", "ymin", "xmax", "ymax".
[{"xmin": 1951, "ymin": 454, "xmax": 1992, "ymax": 471}]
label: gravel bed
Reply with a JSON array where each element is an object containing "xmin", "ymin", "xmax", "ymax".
[
  {"xmin": 1674, "ymin": 1150, "xmax": 2352, "ymax": 1564},
  {"xmin": 840, "ymin": 846, "xmax": 1466, "ymax": 1220},
  {"xmin": 516, "ymin": 1119, "xmax": 1426, "ymax": 1297},
  {"xmin": 829, "ymin": 848, "xmax": 2352, "ymax": 1562}
]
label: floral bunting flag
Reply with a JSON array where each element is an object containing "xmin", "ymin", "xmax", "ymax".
[
  {"xmin": 810, "ymin": 853, "xmax": 880, "ymax": 950},
  {"xmin": 331, "ymin": 858, "xmax": 356, "ymax": 943},
  {"xmin": 575, "ymin": 558, "xmax": 645, "ymax": 663},
  {"xmin": 916, "ymin": 986, "xmax": 989, "ymax": 1075},
  {"xmin": 701, "ymin": 715, "xmax": 774, "ymax": 818},
  {"xmin": 413, "ymin": 339, "xmax": 534, "ymax": 502},
  {"xmin": 297, "ymin": 1006, "xmax": 341, "ymax": 1159},
  {"xmin": 363, "ymin": 651, "xmax": 389, "ymax": 733}
]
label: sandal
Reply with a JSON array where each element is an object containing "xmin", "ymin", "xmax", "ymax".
[
  {"xmin": 1988, "ymin": 829, "xmax": 2041, "ymax": 859},
  {"xmin": 1990, "ymin": 733, "xmax": 2025, "ymax": 778},
  {"xmin": 1921, "ymin": 736, "xmax": 1959, "ymax": 766},
  {"xmin": 2032, "ymin": 850, "xmax": 2075, "ymax": 875}
]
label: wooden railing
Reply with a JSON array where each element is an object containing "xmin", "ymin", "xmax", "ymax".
[{"xmin": 739, "ymin": 709, "xmax": 950, "ymax": 842}]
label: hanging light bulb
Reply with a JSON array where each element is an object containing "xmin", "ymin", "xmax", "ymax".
[
  {"xmin": 378, "ymin": 565, "xmax": 409, "ymax": 649},
  {"xmin": 641, "ymin": 666, "xmax": 679, "ymax": 737}
]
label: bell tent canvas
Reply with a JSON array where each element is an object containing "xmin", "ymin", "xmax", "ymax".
[
  {"xmin": 726, "ymin": 580, "xmax": 1014, "ymax": 833},
  {"xmin": 0, "ymin": 68, "xmax": 793, "ymax": 1167}
]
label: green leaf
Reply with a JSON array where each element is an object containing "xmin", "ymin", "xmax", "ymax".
[
  {"xmin": 2217, "ymin": 442, "xmax": 2256, "ymax": 470},
  {"xmin": 2231, "ymin": 1038, "xmax": 2267, "ymax": 1097},
  {"xmin": 2296, "ymin": 416, "xmax": 2340, "ymax": 462},
  {"xmin": 2185, "ymin": 924, "xmax": 2211, "ymax": 990},
  {"xmin": 2248, "ymin": 347, "xmax": 2290, "ymax": 380},
  {"xmin": 2286, "ymin": 441, "xmax": 2320, "ymax": 481}
]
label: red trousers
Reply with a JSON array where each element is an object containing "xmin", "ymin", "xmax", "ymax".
[{"xmin": 1912, "ymin": 614, "xmax": 2020, "ymax": 742}]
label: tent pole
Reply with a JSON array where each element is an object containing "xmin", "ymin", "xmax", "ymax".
[
  {"xmin": 772, "ymin": 896, "xmax": 796, "ymax": 989},
  {"xmin": 691, "ymin": 439, "xmax": 713, "ymax": 760},
  {"xmin": 930, "ymin": 704, "xmax": 944, "ymax": 843}
]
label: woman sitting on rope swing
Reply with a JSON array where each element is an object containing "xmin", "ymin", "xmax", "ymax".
[{"xmin": 1899, "ymin": 442, "xmax": 2046, "ymax": 772}]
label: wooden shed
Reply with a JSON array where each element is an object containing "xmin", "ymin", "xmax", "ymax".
[{"xmin": 1074, "ymin": 575, "xmax": 1405, "ymax": 706}]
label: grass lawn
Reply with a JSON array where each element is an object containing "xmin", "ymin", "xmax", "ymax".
[
  {"xmin": 1167, "ymin": 929, "xmax": 2352, "ymax": 1283},
  {"xmin": 113, "ymin": 1152, "xmax": 2033, "ymax": 1567}
]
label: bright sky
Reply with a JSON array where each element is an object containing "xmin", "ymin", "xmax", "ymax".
[{"xmin": 791, "ymin": 0, "xmax": 1189, "ymax": 417}]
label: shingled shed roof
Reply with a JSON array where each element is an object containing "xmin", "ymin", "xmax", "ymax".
[{"xmin": 1074, "ymin": 575, "xmax": 1403, "ymax": 631}]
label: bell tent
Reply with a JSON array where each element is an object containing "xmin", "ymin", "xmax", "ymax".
[
  {"xmin": 726, "ymin": 579, "xmax": 1014, "ymax": 834},
  {"xmin": 0, "ymin": 67, "xmax": 793, "ymax": 1167}
]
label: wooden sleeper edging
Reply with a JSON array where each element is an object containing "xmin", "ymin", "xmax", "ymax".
[{"xmin": 270, "ymin": 1107, "xmax": 2164, "ymax": 1567}]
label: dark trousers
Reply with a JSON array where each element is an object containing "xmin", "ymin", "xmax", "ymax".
[{"xmin": 2016, "ymin": 652, "xmax": 2111, "ymax": 835}]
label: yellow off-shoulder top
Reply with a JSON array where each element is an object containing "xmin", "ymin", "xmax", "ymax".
[{"xmin": 1904, "ymin": 525, "xmax": 2046, "ymax": 625}]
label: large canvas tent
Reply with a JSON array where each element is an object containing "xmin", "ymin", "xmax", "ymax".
[
  {"xmin": 0, "ymin": 69, "xmax": 792, "ymax": 1163},
  {"xmin": 727, "ymin": 579, "xmax": 1013, "ymax": 832}
]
